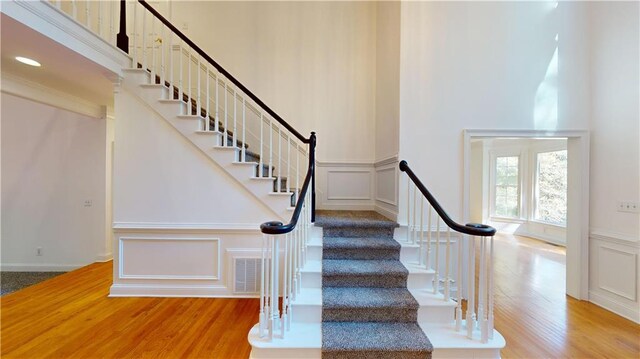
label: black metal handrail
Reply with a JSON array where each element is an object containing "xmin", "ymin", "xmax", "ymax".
[
  {"xmin": 399, "ymin": 160, "xmax": 496, "ymax": 237},
  {"xmin": 261, "ymin": 133, "xmax": 316, "ymax": 234}
]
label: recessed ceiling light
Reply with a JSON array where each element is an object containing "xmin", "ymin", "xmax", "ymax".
[{"xmin": 15, "ymin": 56, "xmax": 41, "ymax": 67}]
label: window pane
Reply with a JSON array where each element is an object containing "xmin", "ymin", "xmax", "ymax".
[
  {"xmin": 494, "ymin": 156, "xmax": 519, "ymax": 218},
  {"xmin": 535, "ymin": 150, "xmax": 567, "ymax": 224}
]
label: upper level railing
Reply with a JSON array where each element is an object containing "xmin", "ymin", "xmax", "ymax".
[
  {"xmin": 48, "ymin": 0, "xmax": 316, "ymax": 219},
  {"xmin": 399, "ymin": 160, "xmax": 497, "ymax": 343}
]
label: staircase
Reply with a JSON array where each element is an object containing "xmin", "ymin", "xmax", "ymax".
[
  {"xmin": 44, "ymin": 1, "xmax": 506, "ymax": 357},
  {"xmin": 318, "ymin": 211, "xmax": 433, "ymax": 359}
]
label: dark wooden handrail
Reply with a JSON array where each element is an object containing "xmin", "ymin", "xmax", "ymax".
[
  {"xmin": 261, "ymin": 133, "xmax": 316, "ymax": 234},
  {"xmin": 136, "ymin": 0, "xmax": 309, "ymax": 144},
  {"xmin": 399, "ymin": 160, "xmax": 496, "ymax": 237}
]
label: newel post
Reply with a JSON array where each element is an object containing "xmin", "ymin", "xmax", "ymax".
[
  {"xmin": 309, "ymin": 132, "xmax": 316, "ymax": 223},
  {"xmin": 117, "ymin": 0, "xmax": 129, "ymax": 53}
]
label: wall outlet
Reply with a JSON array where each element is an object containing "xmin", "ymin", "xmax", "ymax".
[
  {"xmin": 617, "ymin": 201, "xmax": 639, "ymax": 213},
  {"xmin": 36, "ymin": 247, "xmax": 43, "ymax": 256},
  {"xmin": 84, "ymin": 200, "xmax": 92, "ymax": 207}
]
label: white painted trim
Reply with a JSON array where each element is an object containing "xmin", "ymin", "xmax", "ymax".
[
  {"xmin": 463, "ymin": 129, "xmax": 590, "ymax": 300},
  {"xmin": 118, "ymin": 237, "xmax": 221, "ymax": 280},
  {"xmin": 374, "ymin": 154, "xmax": 399, "ymax": 167},
  {"xmin": 375, "ymin": 204, "xmax": 398, "ymax": 221},
  {"xmin": 0, "ymin": 263, "xmax": 85, "ymax": 272},
  {"xmin": 1, "ymin": 0, "xmax": 130, "ymax": 77},
  {"xmin": 1, "ymin": 72, "xmax": 105, "ymax": 119},
  {"xmin": 108, "ymin": 283, "xmax": 253, "ymax": 298},
  {"xmin": 597, "ymin": 245, "xmax": 637, "ymax": 301},
  {"xmin": 95, "ymin": 253, "xmax": 114, "ymax": 262},
  {"xmin": 375, "ymin": 166, "xmax": 398, "ymax": 206},
  {"xmin": 589, "ymin": 290, "xmax": 640, "ymax": 324},
  {"xmin": 590, "ymin": 230, "xmax": 640, "ymax": 246},
  {"xmin": 112, "ymin": 222, "xmax": 261, "ymax": 233},
  {"xmin": 316, "ymin": 160, "xmax": 374, "ymax": 167}
]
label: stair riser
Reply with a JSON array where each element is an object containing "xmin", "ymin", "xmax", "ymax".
[
  {"xmin": 190, "ymin": 133, "xmax": 223, "ymax": 149},
  {"xmin": 301, "ymin": 271, "xmax": 322, "ymax": 289},
  {"xmin": 322, "ymin": 350, "xmax": 428, "ymax": 359},
  {"xmin": 323, "ymin": 248, "xmax": 400, "ymax": 261},
  {"xmin": 323, "ymin": 308, "xmax": 417, "ymax": 323},
  {"xmin": 122, "ymin": 69, "xmax": 150, "ymax": 85},
  {"xmin": 140, "ymin": 85, "xmax": 169, "ymax": 101},
  {"xmin": 323, "ymin": 227, "xmax": 395, "ymax": 238},
  {"xmin": 418, "ymin": 306, "xmax": 455, "ymax": 324},
  {"xmin": 407, "ymin": 272, "xmax": 435, "ymax": 290},
  {"xmin": 322, "ymin": 275, "xmax": 407, "ymax": 288},
  {"xmin": 291, "ymin": 303, "xmax": 322, "ymax": 323},
  {"xmin": 250, "ymin": 348, "xmax": 322, "ymax": 359},
  {"xmin": 307, "ymin": 246, "xmax": 322, "ymax": 262}
]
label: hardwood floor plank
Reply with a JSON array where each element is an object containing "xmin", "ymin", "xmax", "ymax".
[{"xmin": 1, "ymin": 234, "xmax": 638, "ymax": 358}]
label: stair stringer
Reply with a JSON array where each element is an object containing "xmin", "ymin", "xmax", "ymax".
[{"xmin": 121, "ymin": 69, "xmax": 293, "ymax": 221}]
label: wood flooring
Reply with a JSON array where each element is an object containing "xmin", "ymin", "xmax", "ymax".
[{"xmin": 1, "ymin": 234, "xmax": 639, "ymax": 358}]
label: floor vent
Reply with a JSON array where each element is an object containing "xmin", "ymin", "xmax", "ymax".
[{"xmin": 234, "ymin": 258, "xmax": 263, "ymax": 294}]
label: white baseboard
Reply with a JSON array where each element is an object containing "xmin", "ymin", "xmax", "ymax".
[
  {"xmin": 589, "ymin": 290, "xmax": 640, "ymax": 323},
  {"xmin": 375, "ymin": 204, "xmax": 398, "ymax": 221},
  {"xmin": 1, "ymin": 263, "xmax": 85, "ymax": 272},
  {"xmin": 96, "ymin": 253, "xmax": 113, "ymax": 262},
  {"xmin": 316, "ymin": 204, "xmax": 376, "ymax": 211},
  {"xmin": 109, "ymin": 283, "xmax": 258, "ymax": 298},
  {"xmin": 515, "ymin": 229, "xmax": 566, "ymax": 247}
]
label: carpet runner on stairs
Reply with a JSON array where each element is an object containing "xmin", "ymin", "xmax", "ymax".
[{"xmin": 316, "ymin": 211, "xmax": 433, "ymax": 359}]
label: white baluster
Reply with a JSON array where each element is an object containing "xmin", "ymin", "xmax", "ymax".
[
  {"xmin": 206, "ymin": 70, "xmax": 210, "ymax": 131},
  {"xmin": 426, "ymin": 205, "xmax": 432, "ymax": 270},
  {"xmin": 277, "ymin": 127, "xmax": 282, "ymax": 193},
  {"xmin": 214, "ymin": 75, "xmax": 219, "ymax": 133},
  {"xmin": 406, "ymin": 177, "xmax": 411, "ymax": 242},
  {"xmin": 456, "ymin": 234, "xmax": 463, "ymax": 331},
  {"xmin": 445, "ymin": 227, "xmax": 451, "ymax": 301},
  {"xmin": 296, "ymin": 145, "xmax": 300, "ymax": 205},
  {"xmin": 434, "ymin": 217, "xmax": 440, "ymax": 294},
  {"xmin": 467, "ymin": 235, "xmax": 476, "ymax": 339},
  {"xmin": 488, "ymin": 235, "xmax": 495, "ymax": 339},
  {"xmin": 259, "ymin": 114, "xmax": 264, "ymax": 176},
  {"xmin": 269, "ymin": 119, "xmax": 273, "ymax": 177},
  {"xmin": 479, "ymin": 236, "xmax": 488, "ymax": 343},
  {"xmin": 419, "ymin": 197, "xmax": 424, "ymax": 265},
  {"xmin": 178, "ymin": 40, "xmax": 183, "ymax": 103},
  {"xmin": 55, "ymin": 0, "xmax": 61, "ymax": 9},
  {"xmin": 282, "ymin": 233, "xmax": 288, "ymax": 335},
  {"xmin": 224, "ymin": 81, "xmax": 228, "ymax": 145},
  {"xmin": 160, "ymin": 22, "xmax": 165, "ymax": 87},
  {"xmin": 271, "ymin": 235, "xmax": 279, "ymax": 337},
  {"xmin": 142, "ymin": 9, "xmax": 147, "ymax": 71},
  {"xmin": 412, "ymin": 183, "xmax": 417, "ymax": 245},
  {"xmin": 242, "ymin": 98, "xmax": 246, "ymax": 161},
  {"xmin": 266, "ymin": 235, "xmax": 272, "ymax": 340},
  {"xmin": 169, "ymin": 33, "xmax": 174, "ymax": 96},
  {"xmin": 259, "ymin": 234, "xmax": 266, "ymax": 337},
  {"xmin": 233, "ymin": 88, "xmax": 237, "ymax": 150},
  {"xmin": 188, "ymin": 48, "xmax": 192, "ymax": 113},
  {"xmin": 110, "ymin": 1, "xmax": 114, "ymax": 44},
  {"xmin": 85, "ymin": 1, "xmax": 90, "ymax": 29},
  {"xmin": 97, "ymin": 1, "xmax": 102, "ymax": 37},
  {"xmin": 197, "ymin": 58, "xmax": 201, "ymax": 120},
  {"xmin": 72, "ymin": 0, "xmax": 77, "ymax": 19},
  {"xmin": 150, "ymin": 17, "xmax": 156, "ymax": 84},
  {"xmin": 132, "ymin": 2, "xmax": 137, "ymax": 66}
]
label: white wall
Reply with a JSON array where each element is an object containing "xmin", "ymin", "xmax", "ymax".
[
  {"xmin": 398, "ymin": 1, "xmax": 588, "ymax": 222},
  {"xmin": 1, "ymin": 93, "xmax": 107, "ymax": 270},
  {"xmin": 587, "ymin": 1, "xmax": 640, "ymax": 323},
  {"xmin": 167, "ymin": 1, "xmax": 377, "ymax": 163}
]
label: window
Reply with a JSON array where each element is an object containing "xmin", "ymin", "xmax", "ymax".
[
  {"xmin": 535, "ymin": 150, "xmax": 567, "ymax": 225},
  {"xmin": 493, "ymin": 156, "xmax": 520, "ymax": 218}
]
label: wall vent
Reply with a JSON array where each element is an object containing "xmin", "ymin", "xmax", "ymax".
[{"xmin": 234, "ymin": 258, "xmax": 263, "ymax": 294}]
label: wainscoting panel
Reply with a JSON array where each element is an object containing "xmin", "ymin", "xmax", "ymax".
[
  {"xmin": 589, "ymin": 231, "xmax": 640, "ymax": 323},
  {"xmin": 316, "ymin": 162, "xmax": 375, "ymax": 210},
  {"xmin": 119, "ymin": 237, "xmax": 220, "ymax": 280},
  {"xmin": 374, "ymin": 156, "xmax": 399, "ymax": 220}
]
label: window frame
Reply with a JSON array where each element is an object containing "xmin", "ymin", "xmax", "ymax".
[
  {"xmin": 532, "ymin": 148, "xmax": 568, "ymax": 227},
  {"xmin": 489, "ymin": 150, "xmax": 524, "ymax": 221}
]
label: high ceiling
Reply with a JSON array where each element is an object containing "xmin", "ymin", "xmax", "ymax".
[{"xmin": 1, "ymin": 13, "xmax": 116, "ymax": 106}]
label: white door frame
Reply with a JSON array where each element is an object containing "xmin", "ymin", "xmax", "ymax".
[{"xmin": 463, "ymin": 129, "xmax": 590, "ymax": 300}]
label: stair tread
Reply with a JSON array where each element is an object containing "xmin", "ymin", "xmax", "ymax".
[
  {"xmin": 323, "ymin": 259, "xmax": 408, "ymax": 276},
  {"xmin": 323, "ymin": 237, "xmax": 401, "ymax": 250},
  {"xmin": 315, "ymin": 210, "xmax": 398, "ymax": 229},
  {"xmin": 323, "ymin": 287, "xmax": 418, "ymax": 309},
  {"xmin": 322, "ymin": 322, "xmax": 432, "ymax": 353}
]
